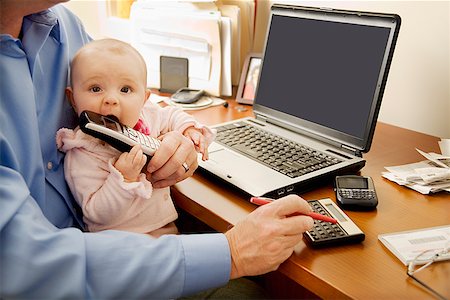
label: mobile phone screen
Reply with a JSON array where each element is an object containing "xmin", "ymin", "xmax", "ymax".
[{"xmin": 337, "ymin": 177, "xmax": 369, "ymax": 189}]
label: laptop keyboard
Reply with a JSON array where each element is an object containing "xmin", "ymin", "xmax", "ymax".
[{"xmin": 215, "ymin": 122, "xmax": 342, "ymax": 178}]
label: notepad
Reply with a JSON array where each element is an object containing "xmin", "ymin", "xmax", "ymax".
[{"xmin": 378, "ymin": 225, "xmax": 450, "ymax": 265}]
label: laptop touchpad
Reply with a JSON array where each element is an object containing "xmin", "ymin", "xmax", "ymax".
[
  {"xmin": 209, "ymin": 148, "xmax": 242, "ymax": 165},
  {"xmin": 207, "ymin": 148, "xmax": 271, "ymax": 178}
]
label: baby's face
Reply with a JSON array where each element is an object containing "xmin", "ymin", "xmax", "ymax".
[{"xmin": 69, "ymin": 47, "xmax": 149, "ymax": 128}]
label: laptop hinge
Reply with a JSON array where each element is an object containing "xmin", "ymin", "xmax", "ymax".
[
  {"xmin": 341, "ymin": 144, "xmax": 363, "ymax": 157},
  {"xmin": 254, "ymin": 115, "xmax": 268, "ymax": 124}
]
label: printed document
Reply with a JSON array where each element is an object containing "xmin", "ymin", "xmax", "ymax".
[
  {"xmin": 383, "ymin": 148, "xmax": 450, "ymax": 194},
  {"xmin": 379, "ymin": 225, "xmax": 450, "ymax": 265}
]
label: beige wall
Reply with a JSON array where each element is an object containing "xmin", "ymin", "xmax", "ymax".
[
  {"xmin": 254, "ymin": 1, "xmax": 450, "ymax": 138},
  {"xmin": 63, "ymin": 0, "xmax": 107, "ymax": 39},
  {"xmin": 64, "ymin": 1, "xmax": 450, "ymax": 138}
]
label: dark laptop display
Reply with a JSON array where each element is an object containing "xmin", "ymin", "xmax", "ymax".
[
  {"xmin": 255, "ymin": 5, "xmax": 400, "ymax": 154},
  {"xmin": 198, "ymin": 5, "xmax": 400, "ymax": 198}
]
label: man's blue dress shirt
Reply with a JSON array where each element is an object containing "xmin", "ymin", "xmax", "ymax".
[{"xmin": 0, "ymin": 5, "xmax": 230, "ymax": 299}]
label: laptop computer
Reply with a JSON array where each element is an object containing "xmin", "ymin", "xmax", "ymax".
[{"xmin": 198, "ymin": 4, "xmax": 401, "ymax": 199}]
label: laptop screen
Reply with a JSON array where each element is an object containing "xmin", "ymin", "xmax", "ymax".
[{"xmin": 254, "ymin": 5, "xmax": 400, "ymax": 153}]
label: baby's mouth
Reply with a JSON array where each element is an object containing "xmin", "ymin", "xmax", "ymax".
[{"xmin": 105, "ymin": 114, "xmax": 120, "ymax": 123}]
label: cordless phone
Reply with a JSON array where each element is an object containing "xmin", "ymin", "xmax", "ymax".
[
  {"xmin": 79, "ymin": 110, "xmax": 160, "ymax": 158},
  {"xmin": 171, "ymin": 88, "xmax": 205, "ymax": 104}
]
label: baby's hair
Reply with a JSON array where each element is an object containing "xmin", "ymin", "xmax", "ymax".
[{"xmin": 69, "ymin": 38, "xmax": 147, "ymax": 85}]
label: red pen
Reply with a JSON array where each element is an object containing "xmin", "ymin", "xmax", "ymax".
[{"xmin": 250, "ymin": 197, "xmax": 338, "ymax": 224}]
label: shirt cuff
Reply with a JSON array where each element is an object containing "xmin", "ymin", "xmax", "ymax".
[{"xmin": 179, "ymin": 233, "xmax": 231, "ymax": 296}]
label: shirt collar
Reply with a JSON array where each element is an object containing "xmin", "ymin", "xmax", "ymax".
[
  {"xmin": 0, "ymin": 8, "xmax": 61, "ymax": 57},
  {"xmin": 25, "ymin": 9, "xmax": 61, "ymax": 42}
]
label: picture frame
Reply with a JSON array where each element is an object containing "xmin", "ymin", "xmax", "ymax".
[{"xmin": 236, "ymin": 53, "xmax": 262, "ymax": 105}]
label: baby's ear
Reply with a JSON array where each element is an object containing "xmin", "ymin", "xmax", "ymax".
[
  {"xmin": 65, "ymin": 87, "xmax": 77, "ymax": 112},
  {"xmin": 144, "ymin": 88, "xmax": 151, "ymax": 103}
]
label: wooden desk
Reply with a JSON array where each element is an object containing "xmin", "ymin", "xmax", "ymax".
[{"xmin": 172, "ymin": 100, "xmax": 450, "ymax": 299}]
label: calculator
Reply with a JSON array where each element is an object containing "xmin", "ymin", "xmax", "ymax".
[{"xmin": 303, "ymin": 198, "xmax": 365, "ymax": 247}]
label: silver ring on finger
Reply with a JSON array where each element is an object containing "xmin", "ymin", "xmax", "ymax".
[{"xmin": 182, "ymin": 162, "xmax": 190, "ymax": 173}]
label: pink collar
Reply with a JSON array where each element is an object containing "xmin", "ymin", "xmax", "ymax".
[{"xmin": 133, "ymin": 118, "xmax": 150, "ymax": 135}]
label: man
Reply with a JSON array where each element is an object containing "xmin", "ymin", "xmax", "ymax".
[{"xmin": 0, "ymin": 0, "xmax": 314, "ymax": 298}]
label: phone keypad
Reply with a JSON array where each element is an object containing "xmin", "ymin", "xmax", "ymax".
[
  {"xmin": 307, "ymin": 200, "xmax": 346, "ymax": 241},
  {"xmin": 123, "ymin": 128, "xmax": 160, "ymax": 151},
  {"xmin": 339, "ymin": 189, "xmax": 376, "ymax": 200},
  {"xmin": 144, "ymin": 135, "xmax": 160, "ymax": 150}
]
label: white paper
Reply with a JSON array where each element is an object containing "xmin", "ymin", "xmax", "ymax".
[
  {"xmin": 382, "ymin": 172, "xmax": 450, "ymax": 194},
  {"xmin": 385, "ymin": 161, "xmax": 431, "ymax": 182},
  {"xmin": 439, "ymin": 139, "xmax": 450, "ymax": 156},
  {"xmin": 218, "ymin": 4, "xmax": 241, "ymax": 85},
  {"xmin": 415, "ymin": 167, "xmax": 450, "ymax": 183},
  {"xmin": 383, "ymin": 147, "xmax": 450, "ymax": 194},
  {"xmin": 130, "ymin": 2, "xmax": 223, "ymax": 96},
  {"xmin": 219, "ymin": 17, "xmax": 232, "ymax": 96},
  {"xmin": 138, "ymin": 28, "xmax": 211, "ymax": 81},
  {"xmin": 378, "ymin": 225, "xmax": 450, "ymax": 265},
  {"xmin": 416, "ymin": 148, "xmax": 450, "ymax": 168}
]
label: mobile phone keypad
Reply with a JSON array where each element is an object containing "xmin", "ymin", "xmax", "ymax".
[{"xmin": 339, "ymin": 189, "xmax": 376, "ymax": 200}]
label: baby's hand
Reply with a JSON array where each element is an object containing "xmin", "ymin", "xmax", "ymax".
[
  {"xmin": 114, "ymin": 145, "xmax": 148, "ymax": 182},
  {"xmin": 183, "ymin": 127, "xmax": 209, "ymax": 160}
]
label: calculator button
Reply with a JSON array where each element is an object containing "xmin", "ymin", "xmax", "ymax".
[{"xmin": 306, "ymin": 200, "xmax": 349, "ymax": 241}]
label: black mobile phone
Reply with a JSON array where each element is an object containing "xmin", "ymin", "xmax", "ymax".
[
  {"xmin": 334, "ymin": 175, "xmax": 378, "ymax": 210},
  {"xmin": 79, "ymin": 111, "xmax": 160, "ymax": 158},
  {"xmin": 170, "ymin": 88, "xmax": 204, "ymax": 104}
]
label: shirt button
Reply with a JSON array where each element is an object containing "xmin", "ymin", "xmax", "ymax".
[
  {"xmin": 47, "ymin": 161, "xmax": 53, "ymax": 170},
  {"xmin": 164, "ymin": 194, "xmax": 169, "ymax": 200}
]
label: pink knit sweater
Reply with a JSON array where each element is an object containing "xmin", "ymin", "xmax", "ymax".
[{"xmin": 56, "ymin": 102, "xmax": 215, "ymax": 235}]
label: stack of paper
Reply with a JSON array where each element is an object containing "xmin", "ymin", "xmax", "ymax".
[
  {"xmin": 382, "ymin": 148, "xmax": 450, "ymax": 194},
  {"xmin": 128, "ymin": 0, "xmax": 256, "ymax": 97}
]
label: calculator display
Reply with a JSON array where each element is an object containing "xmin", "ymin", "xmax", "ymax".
[{"xmin": 325, "ymin": 203, "xmax": 347, "ymax": 222}]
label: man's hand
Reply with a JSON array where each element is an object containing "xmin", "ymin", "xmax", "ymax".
[
  {"xmin": 146, "ymin": 131, "xmax": 198, "ymax": 188},
  {"xmin": 225, "ymin": 194, "xmax": 314, "ymax": 279}
]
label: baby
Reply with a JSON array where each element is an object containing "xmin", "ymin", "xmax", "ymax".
[{"xmin": 57, "ymin": 39, "xmax": 214, "ymax": 237}]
